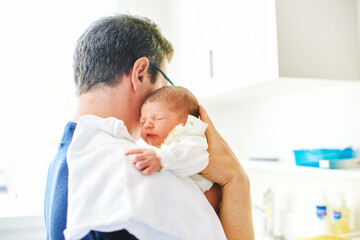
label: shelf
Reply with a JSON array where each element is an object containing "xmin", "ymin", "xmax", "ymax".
[
  {"xmin": 200, "ymin": 77, "xmax": 359, "ymax": 105},
  {"xmin": 0, "ymin": 193, "xmax": 43, "ymax": 218},
  {"xmin": 242, "ymin": 161, "xmax": 360, "ymax": 180}
]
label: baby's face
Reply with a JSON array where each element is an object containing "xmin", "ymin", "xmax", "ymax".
[{"xmin": 140, "ymin": 101, "xmax": 187, "ymax": 147}]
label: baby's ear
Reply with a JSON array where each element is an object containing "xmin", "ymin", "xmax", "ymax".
[{"xmin": 131, "ymin": 57, "xmax": 150, "ymax": 92}]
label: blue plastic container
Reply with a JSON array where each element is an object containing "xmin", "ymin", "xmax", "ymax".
[{"xmin": 293, "ymin": 148, "xmax": 354, "ymax": 168}]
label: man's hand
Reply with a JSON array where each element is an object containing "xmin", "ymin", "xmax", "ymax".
[
  {"xmin": 199, "ymin": 105, "xmax": 254, "ymax": 240},
  {"xmin": 199, "ymin": 105, "xmax": 247, "ymax": 186},
  {"xmin": 125, "ymin": 148, "xmax": 162, "ymax": 176}
]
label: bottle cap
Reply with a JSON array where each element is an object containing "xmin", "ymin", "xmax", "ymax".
[
  {"xmin": 334, "ymin": 193, "xmax": 346, "ymax": 207},
  {"xmin": 316, "ymin": 190, "xmax": 328, "ymax": 205}
]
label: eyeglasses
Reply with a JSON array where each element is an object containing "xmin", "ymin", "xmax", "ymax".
[{"xmin": 149, "ymin": 62, "xmax": 174, "ymax": 86}]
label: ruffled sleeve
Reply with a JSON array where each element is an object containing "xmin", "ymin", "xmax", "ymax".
[{"xmin": 154, "ymin": 115, "xmax": 209, "ymax": 178}]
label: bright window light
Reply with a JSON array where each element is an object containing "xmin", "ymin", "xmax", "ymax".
[{"xmin": 0, "ymin": 0, "xmax": 117, "ymax": 216}]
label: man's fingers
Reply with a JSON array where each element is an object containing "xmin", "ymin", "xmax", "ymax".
[
  {"xmin": 199, "ymin": 105, "xmax": 218, "ymax": 136},
  {"xmin": 199, "ymin": 105, "xmax": 213, "ymax": 126}
]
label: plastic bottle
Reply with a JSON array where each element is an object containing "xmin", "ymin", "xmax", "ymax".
[
  {"xmin": 332, "ymin": 193, "xmax": 351, "ymax": 235},
  {"xmin": 313, "ymin": 191, "xmax": 331, "ymax": 234}
]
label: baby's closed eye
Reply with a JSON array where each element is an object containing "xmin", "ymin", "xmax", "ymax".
[{"xmin": 155, "ymin": 117, "xmax": 167, "ymax": 121}]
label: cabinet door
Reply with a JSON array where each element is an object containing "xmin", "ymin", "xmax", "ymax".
[
  {"xmin": 175, "ymin": 0, "xmax": 214, "ymax": 96},
  {"xmin": 214, "ymin": 0, "xmax": 278, "ymax": 90},
  {"xmin": 178, "ymin": 0, "xmax": 278, "ymax": 98},
  {"xmin": 116, "ymin": 0, "xmax": 279, "ymax": 97}
]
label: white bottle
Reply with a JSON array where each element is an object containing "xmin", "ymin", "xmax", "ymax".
[
  {"xmin": 313, "ymin": 191, "xmax": 331, "ymax": 234},
  {"xmin": 332, "ymin": 193, "xmax": 351, "ymax": 234}
]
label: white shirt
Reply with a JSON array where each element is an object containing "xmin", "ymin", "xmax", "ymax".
[{"xmin": 64, "ymin": 115, "xmax": 226, "ymax": 240}]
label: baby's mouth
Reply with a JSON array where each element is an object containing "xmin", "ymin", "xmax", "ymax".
[{"xmin": 146, "ymin": 133, "xmax": 157, "ymax": 138}]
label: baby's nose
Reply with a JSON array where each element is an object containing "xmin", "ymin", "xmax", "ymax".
[{"xmin": 144, "ymin": 120, "xmax": 153, "ymax": 129}]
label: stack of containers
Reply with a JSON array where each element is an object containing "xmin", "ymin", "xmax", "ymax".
[{"xmin": 293, "ymin": 148, "xmax": 359, "ymax": 169}]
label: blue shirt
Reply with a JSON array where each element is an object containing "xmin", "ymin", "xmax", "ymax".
[{"xmin": 44, "ymin": 122, "xmax": 137, "ymax": 240}]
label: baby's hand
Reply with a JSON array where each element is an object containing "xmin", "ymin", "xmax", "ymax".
[{"xmin": 125, "ymin": 148, "xmax": 163, "ymax": 176}]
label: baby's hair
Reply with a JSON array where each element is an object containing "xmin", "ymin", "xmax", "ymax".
[{"xmin": 142, "ymin": 86, "xmax": 199, "ymax": 118}]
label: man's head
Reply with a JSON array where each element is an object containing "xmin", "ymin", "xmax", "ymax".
[
  {"xmin": 140, "ymin": 86, "xmax": 199, "ymax": 147},
  {"xmin": 73, "ymin": 14, "xmax": 174, "ymax": 96}
]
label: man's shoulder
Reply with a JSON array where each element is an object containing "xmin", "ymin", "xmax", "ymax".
[
  {"xmin": 44, "ymin": 122, "xmax": 75, "ymax": 240},
  {"xmin": 76, "ymin": 115, "xmax": 133, "ymax": 141}
]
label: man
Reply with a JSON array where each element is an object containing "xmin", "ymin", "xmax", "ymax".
[{"xmin": 44, "ymin": 14, "xmax": 254, "ymax": 240}]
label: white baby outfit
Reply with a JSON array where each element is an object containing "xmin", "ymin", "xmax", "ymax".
[
  {"xmin": 153, "ymin": 115, "xmax": 213, "ymax": 192},
  {"xmin": 64, "ymin": 115, "xmax": 225, "ymax": 240}
]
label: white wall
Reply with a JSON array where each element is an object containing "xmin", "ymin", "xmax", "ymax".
[
  {"xmin": 203, "ymin": 81, "xmax": 360, "ymax": 239},
  {"xmin": 276, "ymin": 0, "xmax": 360, "ymax": 80},
  {"xmin": 204, "ymin": 81, "xmax": 360, "ymax": 162}
]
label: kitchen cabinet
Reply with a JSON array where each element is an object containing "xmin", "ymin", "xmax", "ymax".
[
  {"xmin": 116, "ymin": 0, "xmax": 278, "ymax": 97},
  {"xmin": 176, "ymin": 0, "xmax": 278, "ymax": 98},
  {"xmin": 176, "ymin": 0, "xmax": 360, "ymax": 98},
  {"xmin": 116, "ymin": 0, "xmax": 360, "ymax": 98}
]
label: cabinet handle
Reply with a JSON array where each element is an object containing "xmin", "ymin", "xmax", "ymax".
[{"xmin": 209, "ymin": 50, "xmax": 213, "ymax": 79}]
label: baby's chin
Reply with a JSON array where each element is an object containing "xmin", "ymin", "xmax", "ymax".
[
  {"xmin": 145, "ymin": 139, "xmax": 162, "ymax": 148},
  {"xmin": 150, "ymin": 143, "xmax": 162, "ymax": 148}
]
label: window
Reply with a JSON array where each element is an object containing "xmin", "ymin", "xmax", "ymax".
[{"xmin": 0, "ymin": 0, "xmax": 117, "ymax": 216}]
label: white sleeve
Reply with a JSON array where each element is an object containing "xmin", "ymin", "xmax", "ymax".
[
  {"xmin": 153, "ymin": 116, "xmax": 209, "ymax": 178},
  {"xmin": 189, "ymin": 174, "xmax": 214, "ymax": 192}
]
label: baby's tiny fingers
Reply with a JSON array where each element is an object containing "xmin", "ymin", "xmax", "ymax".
[
  {"xmin": 129, "ymin": 154, "xmax": 147, "ymax": 163},
  {"xmin": 142, "ymin": 168, "xmax": 153, "ymax": 176},
  {"xmin": 135, "ymin": 160, "xmax": 149, "ymax": 170},
  {"xmin": 142, "ymin": 165, "xmax": 158, "ymax": 176},
  {"xmin": 125, "ymin": 148, "xmax": 145, "ymax": 156}
]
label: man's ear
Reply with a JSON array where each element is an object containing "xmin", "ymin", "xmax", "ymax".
[{"xmin": 131, "ymin": 57, "xmax": 150, "ymax": 92}]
